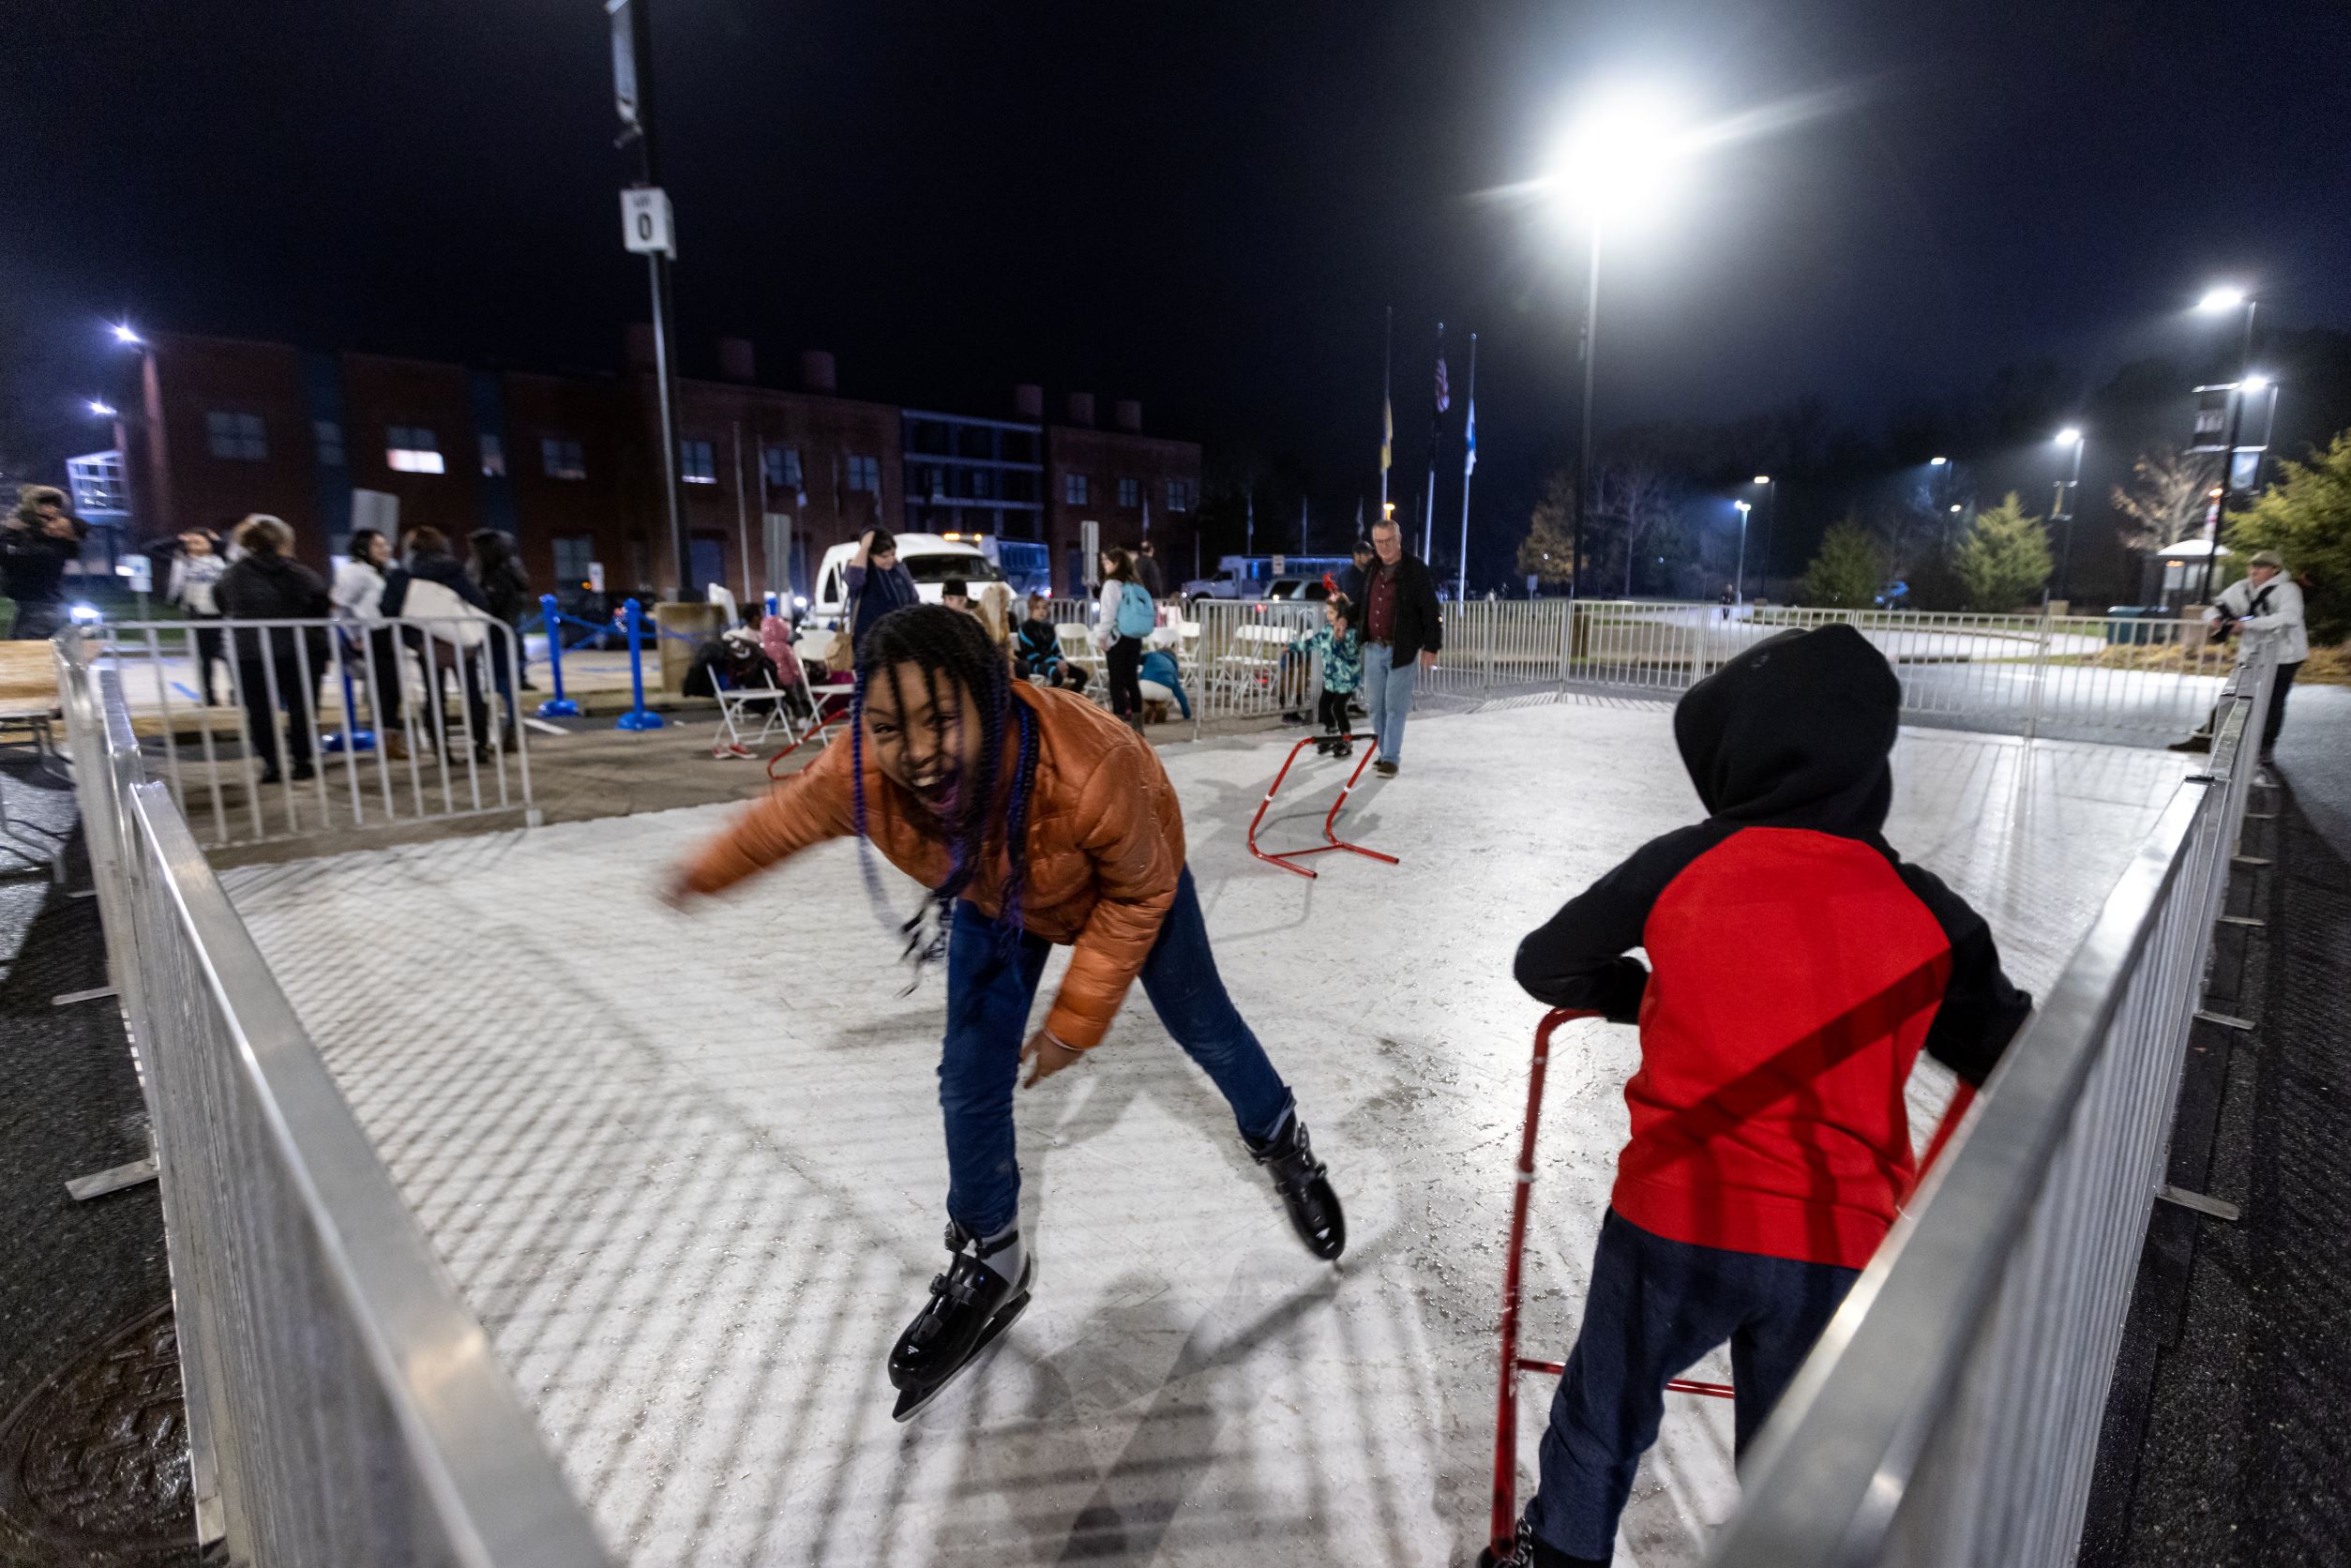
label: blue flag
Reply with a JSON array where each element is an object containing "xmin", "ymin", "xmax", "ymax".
[{"xmin": 1464, "ymin": 394, "xmax": 1476, "ymax": 477}]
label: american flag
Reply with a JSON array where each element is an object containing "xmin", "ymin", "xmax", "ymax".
[{"xmin": 1434, "ymin": 346, "xmax": 1450, "ymax": 414}]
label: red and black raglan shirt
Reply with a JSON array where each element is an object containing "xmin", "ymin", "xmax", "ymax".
[{"xmin": 1515, "ymin": 625, "xmax": 2031, "ymax": 1270}]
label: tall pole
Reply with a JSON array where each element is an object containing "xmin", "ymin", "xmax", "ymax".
[
  {"xmin": 1424, "ymin": 321, "xmax": 1445, "ymax": 562},
  {"xmin": 1379, "ymin": 307, "xmax": 1393, "ymax": 524},
  {"xmin": 1759, "ymin": 477, "xmax": 1777, "ymax": 596},
  {"xmin": 614, "ymin": 0, "xmax": 690, "ymax": 599},
  {"xmin": 2053, "ymin": 439, "xmax": 2084, "ymax": 603},
  {"xmin": 1575, "ymin": 227, "xmax": 1603, "ymax": 603},
  {"xmin": 1456, "ymin": 332, "xmax": 1477, "ymax": 602},
  {"xmin": 1735, "ymin": 505, "xmax": 1750, "ymax": 604},
  {"xmin": 731, "ymin": 420, "xmax": 752, "ymax": 604},
  {"xmin": 2199, "ymin": 298, "xmax": 2256, "ymax": 604}
]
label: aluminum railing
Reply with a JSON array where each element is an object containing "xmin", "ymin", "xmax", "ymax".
[
  {"xmin": 1568, "ymin": 601, "xmax": 2230, "ymax": 743},
  {"xmin": 1705, "ymin": 637, "xmax": 2278, "ymax": 1568},
  {"xmin": 92, "ymin": 616, "xmax": 536, "ymax": 850},
  {"xmin": 55, "ymin": 629, "xmax": 610, "ymax": 1568}
]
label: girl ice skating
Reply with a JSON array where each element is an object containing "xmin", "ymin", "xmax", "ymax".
[{"xmin": 667, "ymin": 604, "xmax": 1344, "ymax": 1418}]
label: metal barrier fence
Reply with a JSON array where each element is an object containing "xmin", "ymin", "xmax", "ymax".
[
  {"xmin": 93, "ymin": 616, "xmax": 535, "ymax": 850},
  {"xmin": 1705, "ymin": 638, "xmax": 2278, "ymax": 1568},
  {"xmin": 1569, "ymin": 601, "xmax": 2229, "ymax": 743},
  {"xmin": 56, "ymin": 630, "xmax": 610, "ymax": 1568}
]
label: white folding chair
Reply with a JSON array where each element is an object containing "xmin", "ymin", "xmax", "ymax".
[{"xmin": 711, "ymin": 676, "xmax": 793, "ymax": 759}]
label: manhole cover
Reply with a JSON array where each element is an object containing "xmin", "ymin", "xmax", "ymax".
[{"xmin": 0, "ymin": 1304, "xmax": 197, "ymax": 1565}]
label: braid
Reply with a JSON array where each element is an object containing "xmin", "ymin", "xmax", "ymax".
[{"xmin": 850, "ymin": 604, "xmax": 1037, "ymax": 977}]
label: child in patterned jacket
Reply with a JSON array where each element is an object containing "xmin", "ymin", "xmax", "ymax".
[{"xmin": 1290, "ymin": 595, "xmax": 1363, "ymax": 758}]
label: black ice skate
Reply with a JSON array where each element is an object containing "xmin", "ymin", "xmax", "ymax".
[
  {"xmin": 1246, "ymin": 1113, "xmax": 1347, "ymax": 1260},
  {"xmin": 1479, "ymin": 1515, "xmax": 1605, "ymax": 1568},
  {"xmin": 889, "ymin": 1223, "xmax": 1033, "ymax": 1422}
]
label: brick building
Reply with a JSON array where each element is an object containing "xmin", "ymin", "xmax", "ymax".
[{"xmin": 123, "ymin": 330, "xmax": 1200, "ymax": 600}]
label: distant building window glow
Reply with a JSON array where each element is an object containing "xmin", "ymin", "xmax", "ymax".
[
  {"xmin": 1064, "ymin": 473, "xmax": 1090, "ymax": 505},
  {"xmin": 762, "ymin": 444, "xmax": 803, "ymax": 490},
  {"xmin": 847, "ymin": 454, "xmax": 881, "ymax": 492},
  {"xmin": 682, "ymin": 439, "xmax": 717, "ymax": 484},
  {"xmin": 1118, "ymin": 477, "xmax": 1139, "ymax": 507},
  {"xmin": 479, "ymin": 432, "xmax": 507, "ymax": 477},
  {"xmin": 1167, "ymin": 478, "xmax": 1193, "ymax": 512},
  {"xmin": 386, "ymin": 425, "xmax": 444, "ymax": 474},
  {"xmin": 206, "ymin": 411, "xmax": 266, "ymax": 460},
  {"xmin": 541, "ymin": 436, "xmax": 586, "ymax": 480},
  {"xmin": 313, "ymin": 420, "xmax": 345, "ymax": 466}
]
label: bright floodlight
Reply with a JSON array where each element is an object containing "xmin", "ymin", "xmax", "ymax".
[
  {"xmin": 2057, "ymin": 427, "xmax": 2084, "ymax": 445},
  {"xmin": 1550, "ymin": 86, "xmax": 1694, "ymax": 226},
  {"xmin": 88, "ymin": 400, "xmax": 116, "ymax": 417},
  {"xmin": 2197, "ymin": 287, "xmax": 2248, "ymax": 313},
  {"xmin": 1949, "ymin": 504, "xmax": 1963, "ymax": 513},
  {"xmin": 2242, "ymin": 372, "xmax": 2269, "ymax": 393},
  {"xmin": 1752, "ymin": 474, "xmax": 1771, "ymax": 484},
  {"xmin": 1928, "ymin": 455, "xmax": 1948, "ymax": 466},
  {"xmin": 112, "ymin": 323, "xmax": 142, "ymax": 345},
  {"xmin": 1734, "ymin": 499, "xmax": 1752, "ymax": 512}
]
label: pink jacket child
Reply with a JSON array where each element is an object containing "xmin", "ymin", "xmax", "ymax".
[{"xmin": 760, "ymin": 614, "xmax": 806, "ymax": 687}]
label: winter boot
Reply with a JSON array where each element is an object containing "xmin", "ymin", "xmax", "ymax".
[
  {"xmin": 888, "ymin": 1223, "xmax": 1032, "ymax": 1420},
  {"xmin": 1246, "ymin": 1113, "xmax": 1346, "ymax": 1260},
  {"xmin": 1479, "ymin": 1516, "xmax": 1607, "ymax": 1568}
]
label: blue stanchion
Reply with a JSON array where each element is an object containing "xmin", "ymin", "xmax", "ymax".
[
  {"xmin": 535, "ymin": 595, "xmax": 580, "ymax": 718},
  {"xmin": 321, "ymin": 637, "xmax": 375, "ymax": 754},
  {"xmin": 615, "ymin": 597, "xmax": 664, "ymax": 731}
]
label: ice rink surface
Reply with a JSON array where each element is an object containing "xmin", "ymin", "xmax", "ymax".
[{"xmin": 221, "ymin": 699, "xmax": 2192, "ymax": 1567}]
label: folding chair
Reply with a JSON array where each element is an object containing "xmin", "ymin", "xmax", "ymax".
[{"xmin": 711, "ymin": 675, "xmax": 794, "ymax": 760}]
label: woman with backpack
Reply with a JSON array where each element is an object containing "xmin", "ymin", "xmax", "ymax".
[{"xmin": 1092, "ymin": 548, "xmax": 1154, "ymax": 729}]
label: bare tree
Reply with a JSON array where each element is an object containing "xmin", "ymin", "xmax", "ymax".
[
  {"xmin": 1590, "ymin": 460, "xmax": 1680, "ymax": 596},
  {"xmin": 2112, "ymin": 447, "xmax": 2217, "ymax": 551}
]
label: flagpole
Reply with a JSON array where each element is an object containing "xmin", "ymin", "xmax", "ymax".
[
  {"xmin": 1424, "ymin": 321, "xmax": 1446, "ymax": 561},
  {"xmin": 1379, "ymin": 307, "xmax": 1394, "ymax": 525},
  {"xmin": 1457, "ymin": 331, "xmax": 1477, "ymax": 602}
]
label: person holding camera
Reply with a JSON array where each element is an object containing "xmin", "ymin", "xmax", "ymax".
[{"xmin": 2170, "ymin": 549, "xmax": 2306, "ymax": 764}]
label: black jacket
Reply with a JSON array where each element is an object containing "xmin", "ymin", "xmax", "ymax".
[
  {"xmin": 1363, "ymin": 553, "xmax": 1444, "ymax": 664},
  {"xmin": 216, "ymin": 554, "xmax": 331, "ymax": 665},
  {"xmin": 0, "ymin": 518, "xmax": 87, "ymax": 607},
  {"xmin": 476, "ymin": 559, "xmax": 532, "ymax": 623}
]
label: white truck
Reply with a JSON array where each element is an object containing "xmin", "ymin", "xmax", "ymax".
[{"xmin": 804, "ymin": 534, "xmax": 1006, "ymax": 629}]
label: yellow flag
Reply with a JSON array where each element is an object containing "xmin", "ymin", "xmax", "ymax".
[{"xmin": 1380, "ymin": 395, "xmax": 1393, "ymax": 472}]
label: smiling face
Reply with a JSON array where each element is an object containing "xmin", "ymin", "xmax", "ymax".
[{"xmin": 862, "ymin": 659, "xmax": 982, "ymax": 818}]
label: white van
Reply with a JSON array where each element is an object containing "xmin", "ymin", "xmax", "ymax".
[{"xmin": 805, "ymin": 534, "xmax": 1006, "ymax": 629}]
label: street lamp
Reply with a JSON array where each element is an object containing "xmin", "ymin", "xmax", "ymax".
[
  {"xmin": 1749, "ymin": 474, "xmax": 1775, "ymax": 596},
  {"xmin": 1733, "ymin": 499, "xmax": 1753, "ymax": 605},
  {"xmin": 88, "ymin": 400, "xmax": 117, "ymax": 418},
  {"xmin": 1549, "ymin": 85, "xmax": 1695, "ymax": 600},
  {"xmin": 2193, "ymin": 283, "xmax": 2258, "ymax": 601},
  {"xmin": 2052, "ymin": 429, "xmax": 2085, "ymax": 605},
  {"xmin": 112, "ymin": 323, "xmax": 142, "ymax": 346}
]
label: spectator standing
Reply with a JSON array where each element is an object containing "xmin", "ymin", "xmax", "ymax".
[
  {"xmin": 2169, "ymin": 549, "xmax": 2308, "ymax": 763},
  {"xmin": 1092, "ymin": 548, "xmax": 1153, "ymax": 729},
  {"xmin": 470, "ymin": 529, "xmax": 535, "ymax": 691},
  {"xmin": 166, "ymin": 528, "xmax": 229, "ymax": 705},
  {"xmin": 214, "ymin": 515, "xmax": 329, "ymax": 784},
  {"xmin": 3, "ymin": 486, "xmax": 89, "ymax": 641},
  {"xmin": 332, "ymin": 528, "xmax": 408, "ymax": 758},
  {"xmin": 1359, "ymin": 519, "xmax": 1443, "ymax": 776},
  {"xmin": 383, "ymin": 527, "xmax": 498, "ymax": 759},
  {"xmin": 846, "ymin": 528, "xmax": 919, "ymax": 656},
  {"xmin": 1336, "ymin": 537, "xmax": 1375, "ymax": 605},
  {"xmin": 1136, "ymin": 539, "xmax": 1166, "ymax": 598}
]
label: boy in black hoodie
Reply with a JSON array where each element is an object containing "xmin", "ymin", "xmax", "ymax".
[{"xmin": 1496, "ymin": 625, "xmax": 2031, "ymax": 1567}]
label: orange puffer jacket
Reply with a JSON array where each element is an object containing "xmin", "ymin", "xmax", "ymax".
[{"xmin": 678, "ymin": 683, "xmax": 1185, "ymax": 1049}]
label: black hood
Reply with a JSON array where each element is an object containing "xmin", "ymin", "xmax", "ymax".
[{"xmin": 1672, "ymin": 623, "xmax": 1901, "ymax": 835}]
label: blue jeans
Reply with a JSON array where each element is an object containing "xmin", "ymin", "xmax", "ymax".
[
  {"xmin": 940, "ymin": 866, "xmax": 1293, "ymax": 1238},
  {"xmin": 1361, "ymin": 643, "xmax": 1419, "ymax": 763},
  {"xmin": 1527, "ymin": 1212, "xmax": 1859, "ymax": 1561}
]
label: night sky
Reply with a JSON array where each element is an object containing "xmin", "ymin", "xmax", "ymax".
[{"xmin": 7, "ymin": 0, "xmax": 2349, "ymax": 575}]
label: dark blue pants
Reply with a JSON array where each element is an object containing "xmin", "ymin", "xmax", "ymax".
[
  {"xmin": 1527, "ymin": 1211, "xmax": 1860, "ymax": 1561},
  {"xmin": 941, "ymin": 866, "xmax": 1292, "ymax": 1238}
]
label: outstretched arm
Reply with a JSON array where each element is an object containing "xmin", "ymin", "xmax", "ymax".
[{"xmin": 668, "ymin": 738, "xmax": 859, "ymax": 902}]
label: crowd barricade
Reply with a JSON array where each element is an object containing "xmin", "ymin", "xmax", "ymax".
[
  {"xmin": 96, "ymin": 616, "xmax": 535, "ymax": 852},
  {"xmin": 1566, "ymin": 601, "xmax": 2232, "ymax": 744},
  {"xmin": 54, "ymin": 628, "xmax": 609, "ymax": 1566},
  {"xmin": 1700, "ymin": 639, "xmax": 2279, "ymax": 1566}
]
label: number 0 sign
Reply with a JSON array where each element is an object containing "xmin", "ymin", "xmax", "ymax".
[{"xmin": 621, "ymin": 188, "xmax": 674, "ymax": 257}]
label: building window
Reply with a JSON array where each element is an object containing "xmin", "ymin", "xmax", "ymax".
[
  {"xmin": 1064, "ymin": 473, "xmax": 1090, "ymax": 505},
  {"xmin": 479, "ymin": 433, "xmax": 507, "ymax": 477},
  {"xmin": 313, "ymin": 420, "xmax": 344, "ymax": 466},
  {"xmin": 206, "ymin": 411, "xmax": 267, "ymax": 460},
  {"xmin": 762, "ymin": 444, "xmax": 802, "ymax": 490},
  {"xmin": 1167, "ymin": 477, "xmax": 1193, "ymax": 512},
  {"xmin": 682, "ymin": 439, "xmax": 717, "ymax": 484},
  {"xmin": 541, "ymin": 436, "xmax": 587, "ymax": 480},
  {"xmin": 386, "ymin": 425, "xmax": 445, "ymax": 474},
  {"xmin": 847, "ymin": 454, "xmax": 881, "ymax": 492},
  {"xmin": 1118, "ymin": 477, "xmax": 1139, "ymax": 508},
  {"xmin": 552, "ymin": 535, "xmax": 595, "ymax": 589}
]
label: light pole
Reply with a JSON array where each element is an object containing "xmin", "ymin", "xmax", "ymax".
[
  {"xmin": 1750, "ymin": 474, "xmax": 1774, "ymax": 597},
  {"xmin": 2193, "ymin": 285, "xmax": 2257, "ymax": 603},
  {"xmin": 1549, "ymin": 87, "xmax": 1692, "ymax": 602},
  {"xmin": 1732, "ymin": 500, "xmax": 1752, "ymax": 605},
  {"xmin": 2052, "ymin": 428, "xmax": 2084, "ymax": 605}
]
